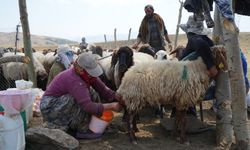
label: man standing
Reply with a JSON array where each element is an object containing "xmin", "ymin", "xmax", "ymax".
[{"xmin": 132, "ymin": 4, "xmax": 172, "ymax": 52}]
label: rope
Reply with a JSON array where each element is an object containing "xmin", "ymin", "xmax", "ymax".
[{"xmin": 98, "ymin": 53, "xmax": 113, "ymax": 60}]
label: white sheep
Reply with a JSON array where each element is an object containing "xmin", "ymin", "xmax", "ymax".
[
  {"xmin": 1, "ymin": 52, "xmax": 48, "ymax": 86},
  {"xmin": 33, "ymin": 51, "xmax": 46, "ymax": 65},
  {"xmin": 43, "ymin": 51, "xmax": 56, "ymax": 74},
  {"xmin": 155, "ymin": 50, "xmax": 178, "ymax": 61},
  {"xmin": 117, "ymin": 46, "xmax": 226, "ymax": 144}
]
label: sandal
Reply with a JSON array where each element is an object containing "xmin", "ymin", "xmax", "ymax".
[{"xmin": 76, "ymin": 129, "xmax": 102, "ymax": 140}]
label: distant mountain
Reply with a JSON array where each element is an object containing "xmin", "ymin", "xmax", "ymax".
[{"xmin": 0, "ymin": 32, "xmax": 78, "ymax": 48}]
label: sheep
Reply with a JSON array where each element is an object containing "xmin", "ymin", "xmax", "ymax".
[
  {"xmin": 92, "ymin": 46, "xmax": 103, "ymax": 57},
  {"xmin": 111, "ymin": 46, "xmax": 154, "ymax": 89},
  {"xmin": 1, "ymin": 52, "xmax": 48, "ymax": 90},
  {"xmin": 43, "ymin": 51, "xmax": 56, "ymax": 74},
  {"xmin": 33, "ymin": 51, "xmax": 46, "ymax": 65},
  {"xmin": 169, "ymin": 45, "xmax": 186, "ymax": 60},
  {"xmin": 137, "ymin": 44, "xmax": 155, "ymax": 57},
  {"xmin": 98, "ymin": 53, "xmax": 115, "ymax": 90},
  {"xmin": 117, "ymin": 46, "xmax": 227, "ymax": 144},
  {"xmin": 155, "ymin": 50, "xmax": 179, "ymax": 61},
  {"xmin": 0, "ymin": 55, "xmax": 30, "ymax": 90}
]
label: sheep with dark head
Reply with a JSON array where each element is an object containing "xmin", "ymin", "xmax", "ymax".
[
  {"xmin": 137, "ymin": 44, "xmax": 155, "ymax": 57},
  {"xmin": 111, "ymin": 46, "xmax": 154, "ymax": 89},
  {"xmin": 117, "ymin": 45, "xmax": 227, "ymax": 144}
]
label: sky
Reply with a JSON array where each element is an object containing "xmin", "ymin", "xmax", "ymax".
[{"xmin": 1, "ymin": 0, "xmax": 250, "ymax": 43}]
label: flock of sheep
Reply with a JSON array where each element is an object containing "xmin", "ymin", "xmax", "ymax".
[{"xmin": 0, "ymin": 44, "xmax": 227, "ymax": 145}]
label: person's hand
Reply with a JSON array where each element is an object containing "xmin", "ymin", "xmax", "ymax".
[
  {"xmin": 114, "ymin": 93, "xmax": 124, "ymax": 106},
  {"xmin": 132, "ymin": 43, "xmax": 138, "ymax": 49},
  {"xmin": 115, "ymin": 93, "xmax": 122, "ymax": 101},
  {"xmin": 111, "ymin": 102, "xmax": 122, "ymax": 111},
  {"xmin": 22, "ymin": 56, "xmax": 30, "ymax": 64}
]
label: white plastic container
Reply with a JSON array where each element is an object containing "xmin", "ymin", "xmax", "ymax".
[
  {"xmin": 0, "ymin": 115, "xmax": 25, "ymax": 150},
  {"xmin": 89, "ymin": 110, "xmax": 114, "ymax": 134},
  {"xmin": 89, "ymin": 115, "xmax": 110, "ymax": 134},
  {"xmin": 15, "ymin": 80, "xmax": 33, "ymax": 90}
]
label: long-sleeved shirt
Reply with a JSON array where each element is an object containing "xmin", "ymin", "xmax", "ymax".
[{"xmin": 43, "ymin": 67, "xmax": 116, "ymax": 117}]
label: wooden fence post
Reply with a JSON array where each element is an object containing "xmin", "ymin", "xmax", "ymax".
[
  {"xmin": 114, "ymin": 28, "xmax": 117, "ymax": 49},
  {"xmin": 18, "ymin": 0, "xmax": 37, "ymax": 87},
  {"xmin": 223, "ymin": 0, "xmax": 249, "ymax": 149},
  {"xmin": 104, "ymin": 34, "xmax": 107, "ymax": 43},
  {"xmin": 212, "ymin": 6, "xmax": 233, "ymax": 149},
  {"xmin": 128, "ymin": 28, "xmax": 132, "ymax": 42}
]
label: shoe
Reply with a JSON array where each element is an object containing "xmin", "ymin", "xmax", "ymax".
[
  {"xmin": 104, "ymin": 124, "xmax": 118, "ymax": 134},
  {"xmin": 76, "ymin": 129, "xmax": 102, "ymax": 140},
  {"xmin": 206, "ymin": 20, "xmax": 214, "ymax": 28},
  {"xmin": 204, "ymin": 14, "xmax": 214, "ymax": 28}
]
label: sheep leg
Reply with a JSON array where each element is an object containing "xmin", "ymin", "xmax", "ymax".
[
  {"xmin": 133, "ymin": 113, "xmax": 139, "ymax": 132},
  {"xmin": 124, "ymin": 109, "xmax": 139, "ymax": 132},
  {"xmin": 179, "ymin": 110, "xmax": 189, "ymax": 145},
  {"xmin": 122, "ymin": 108, "xmax": 129, "ymax": 122},
  {"xmin": 127, "ymin": 113, "xmax": 137, "ymax": 144},
  {"xmin": 172, "ymin": 110, "xmax": 181, "ymax": 139}
]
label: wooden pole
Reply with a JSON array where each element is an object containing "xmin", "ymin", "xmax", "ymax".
[
  {"xmin": 174, "ymin": 0, "xmax": 184, "ymax": 49},
  {"xmin": 114, "ymin": 28, "xmax": 117, "ymax": 49},
  {"xmin": 212, "ymin": 7, "xmax": 233, "ymax": 149},
  {"xmin": 18, "ymin": 0, "xmax": 37, "ymax": 87},
  {"xmin": 222, "ymin": 0, "xmax": 249, "ymax": 149},
  {"xmin": 104, "ymin": 34, "xmax": 107, "ymax": 43},
  {"xmin": 15, "ymin": 24, "xmax": 21, "ymax": 54},
  {"xmin": 128, "ymin": 28, "xmax": 132, "ymax": 41}
]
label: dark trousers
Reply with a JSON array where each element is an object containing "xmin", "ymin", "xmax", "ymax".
[{"xmin": 181, "ymin": 34, "xmax": 215, "ymax": 70}]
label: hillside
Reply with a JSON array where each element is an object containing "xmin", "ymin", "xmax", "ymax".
[
  {"xmin": 1, "ymin": 32, "xmax": 250, "ymax": 52},
  {"xmin": 95, "ymin": 32, "xmax": 250, "ymax": 51},
  {"xmin": 0, "ymin": 32, "xmax": 78, "ymax": 49}
]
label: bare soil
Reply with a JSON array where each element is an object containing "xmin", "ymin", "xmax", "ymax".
[{"xmin": 29, "ymin": 102, "xmax": 226, "ymax": 150}]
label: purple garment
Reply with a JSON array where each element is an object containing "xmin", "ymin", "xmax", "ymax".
[{"xmin": 43, "ymin": 67, "xmax": 115, "ymax": 117}]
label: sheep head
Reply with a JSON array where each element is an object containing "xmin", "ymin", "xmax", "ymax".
[
  {"xmin": 169, "ymin": 45, "xmax": 185, "ymax": 60},
  {"xmin": 138, "ymin": 44, "xmax": 155, "ymax": 57}
]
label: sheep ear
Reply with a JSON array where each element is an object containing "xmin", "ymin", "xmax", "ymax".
[
  {"xmin": 169, "ymin": 49, "xmax": 177, "ymax": 55},
  {"xmin": 111, "ymin": 51, "xmax": 118, "ymax": 66}
]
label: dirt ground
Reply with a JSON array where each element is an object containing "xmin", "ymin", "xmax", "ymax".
[{"xmin": 29, "ymin": 102, "xmax": 230, "ymax": 150}]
